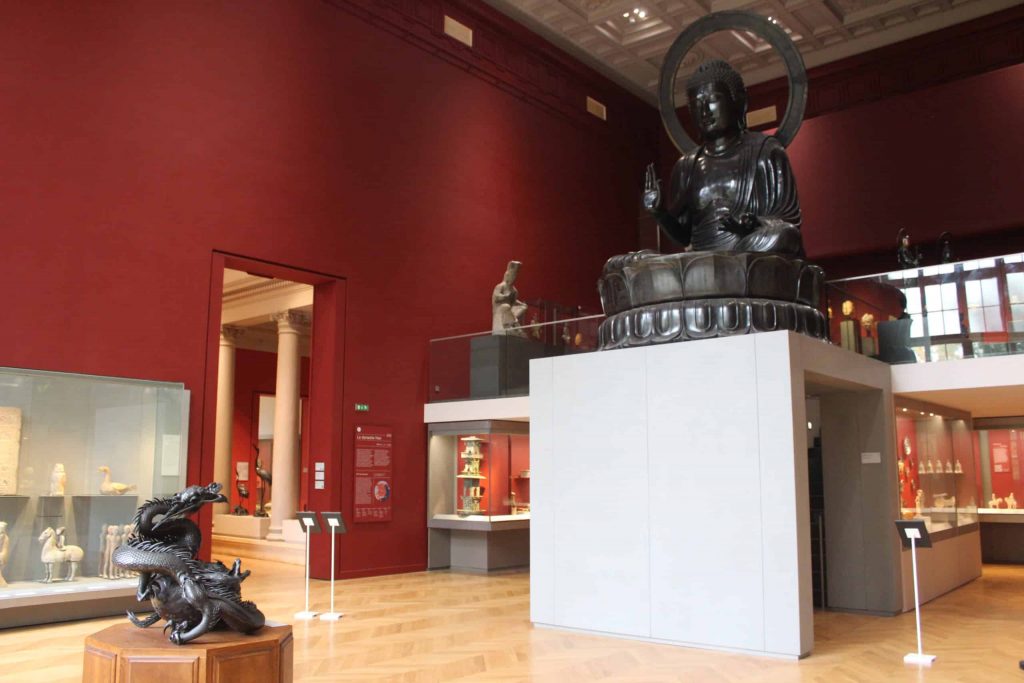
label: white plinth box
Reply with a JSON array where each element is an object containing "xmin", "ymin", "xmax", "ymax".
[{"xmin": 530, "ymin": 332, "xmax": 816, "ymax": 658}]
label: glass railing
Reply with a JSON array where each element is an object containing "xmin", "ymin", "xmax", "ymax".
[
  {"xmin": 826, "ymin": 252, "xmax": 1024, "ymax": 363},
  {"xmin": 428, "ymin": 315, "xmax": 603, "ymax": 402}
]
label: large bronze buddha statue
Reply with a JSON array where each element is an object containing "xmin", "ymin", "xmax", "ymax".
[
  {"xmin": 643, "ymin": 60, "xmax": 802, "ymax": 256},
  {"xmin": 597, "ymin": 13, "xmax": 826, "ymax": 350}
]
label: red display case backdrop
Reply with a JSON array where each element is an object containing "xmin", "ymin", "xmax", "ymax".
[
  {"xmin": 896, "ymin": 415, "xmax": 921, "ymax": 509},
  {"xmin": 979, "ymin": 429, "xmax": 1024, "ymax": 505}
]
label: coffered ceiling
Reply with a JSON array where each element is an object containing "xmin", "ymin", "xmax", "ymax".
[{"xmin": 483, "ymin": 0, "xmax": 1020, "ymax": 103}]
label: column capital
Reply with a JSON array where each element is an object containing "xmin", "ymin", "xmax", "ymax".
[
  {"xmin": 220, "ymin": 325, "xmax": 245, "ymax": 345},
  {"xmin": 272, "ymin": 310, "xmax": 310, "ymax": 332}
]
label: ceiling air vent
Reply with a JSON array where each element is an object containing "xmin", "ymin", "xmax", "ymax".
[
  {"xmin": 586, "ymin": 96, "xmax": 607, "ymax": 121},
  {"xmin": 444, "ymin": 16, "xmax": 473, "ymax": 48}
]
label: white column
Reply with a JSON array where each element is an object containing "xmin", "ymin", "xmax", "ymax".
[
  {"xmin": 213, "ymin": 326, "xmax": 242, "ymax": 514},
  {"xmin": 267, "ymin": 310, "xmax": 305, "ymax": 541}
]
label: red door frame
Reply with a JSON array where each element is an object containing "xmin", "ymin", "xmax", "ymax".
[{"xmin": 196, "ymin": 251, "xmax": 346, "ymax": 570}]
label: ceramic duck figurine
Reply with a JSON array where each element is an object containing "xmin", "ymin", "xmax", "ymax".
[{"xmin": 98, "ymin": 466, "xmax": 135, "ymax": 496}]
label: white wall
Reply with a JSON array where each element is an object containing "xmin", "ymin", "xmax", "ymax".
[{"xmin": 530, "ymin": 331, "xmax": 814, "ymax": 658}]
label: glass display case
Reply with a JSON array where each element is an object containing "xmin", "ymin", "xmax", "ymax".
[
  {"xmin": 826, "ymin": 251, "xmax": 1024, "ymax": 364},
  {"xmin": 0, "ymin": 367, "xmax": 188, "ymax": 627},
  {"xmin": 426, "ymin": 420, "xmax": 530, "ymax": 572},
  {"xmin": 974, "ymin": 421, "xmax": 1024, "ymax": 515},
  {"xmin": 896, "ymin": 399, "xmax": 977, "ymax": 540},
  {"xmin": 428, "ymin": 422, "xmax": 530, "ymax": 523}
]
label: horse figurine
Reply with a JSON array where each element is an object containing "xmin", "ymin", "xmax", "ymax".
[{"xmin": 38, "ymin": 526, "xmax": 83, "ymax": 582}]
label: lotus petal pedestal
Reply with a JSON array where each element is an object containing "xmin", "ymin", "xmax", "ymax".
[
  {"xmin": 597, "ymin": 250, "xmax": 827, "ymax": 350},
  {"xmin": 83, "ymin": 623, "xmax": 292, "ymax": 683}
]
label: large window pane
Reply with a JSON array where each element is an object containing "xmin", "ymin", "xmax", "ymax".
[
  {"xmin": 928, "ymin": 311, "xmax": 945, "ymax": 335},
  {"xmin": 981, "ymin": 278, "xmax": 1000, "ymax": 306},
  {"xmin": 1011, "ymin": 304, "xmax": 1024, "ymax": 332},
  {"xmin": 904, "ymin": 287, "xmax": 922, "ymax": 314},
  {"xmin": 910, "ymin": 314, "xmax": 924, "ymax": 338},
  {"xmin": 968, "ymin": 308, "xmax": 986, "ymax": 332},
  {"xmin": 1007, "ymin": 273, "xmax": 1024, "ymax": 304},
  {"xmin": 984, "ymin": 306, "xmax": 1004, "ymax": 332},
  {"xmin": 943, "ymin": 309, "xmax": 961, "ymax": 334},
  {"xmin": 965, "ymin": 280, "xmax": 982, "ymax": 308},
  {"xmin": 924, "ymin": 284, "xmax": 942, "ymax": 311},
  {"xmin": 941, "ymin": 282, "xmax": 958, "ymax": 310}
]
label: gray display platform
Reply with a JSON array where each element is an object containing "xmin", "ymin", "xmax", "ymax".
[{"xmin": 470, "ymin": 335, "xmax": 547, "ymax": 398}]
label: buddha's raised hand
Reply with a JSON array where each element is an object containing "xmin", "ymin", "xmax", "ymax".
[{"xmin": 641, "ymin": 163, "xmax": 661, "ymax": 211}]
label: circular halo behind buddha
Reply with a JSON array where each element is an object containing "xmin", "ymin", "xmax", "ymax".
[{"xmin": 597, "ymin": 11, "xmax": 826, "ymax": 350}]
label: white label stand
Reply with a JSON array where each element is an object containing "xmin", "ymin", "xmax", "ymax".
[
  {"xmin": 294, "ymin": 515, "xmax": 319, "ymax": 620},
  {"xmin": 903, "ymin": 531, "xmax": 936, "ymax": 666},
  {"xmin": 320, "ymin": 517, "xmax": 343, "ymax": 621}
]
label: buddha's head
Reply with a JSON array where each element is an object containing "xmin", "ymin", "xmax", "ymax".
[{"xmin": 686, "ymin": 60, "xmax": 747, "ymax": 141}]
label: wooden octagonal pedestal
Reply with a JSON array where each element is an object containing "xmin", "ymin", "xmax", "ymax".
[{"xmin": 83, "ymin": 623, "xmax": 293, "ymax": 683}]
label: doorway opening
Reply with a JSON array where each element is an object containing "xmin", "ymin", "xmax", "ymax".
[{"xmin": 200, "ymin": 253, "xmax": 346, "ymax": 575}]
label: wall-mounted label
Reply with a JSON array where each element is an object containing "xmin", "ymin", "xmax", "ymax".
[
  {"xmin": 354, "ymin": 426, "xmax": 393, "ymax": 523},
  {"xmin": 355, "ymin": 403, "xmax": 370, "ymax": 412},
  {"xmin": 861, "ymin": 452, "xmax": 881, "ymax": 464}
]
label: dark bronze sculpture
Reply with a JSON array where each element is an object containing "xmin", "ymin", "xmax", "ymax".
[
  {"xmin": 254, "ymin": 456, "xmax": 271, "ymax": 518},
  {"xmin": 597, "ymin": 12, "xmax": 825, "ymax": 349},
  {"xmin": 938, "ymin": 231, "xmax": 954, "ymax": 264},
  {"xmin": 897, "ymin": 228, "xmax": 921, "ymax": 268},
  {"xmin": 642, "ymin": 60, "xmax": 802, "ymax": 256},
  {"xmin": 232, "ymin": 480, "xmax": 250, "ymax": 516},
  {"xmin": 113, "ymin": 483, "xmax": 265, "ymax": 644}
]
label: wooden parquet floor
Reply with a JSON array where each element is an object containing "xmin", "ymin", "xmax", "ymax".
[{"xmin": 2, "ymin": 557, "xmax": 1024, "ymax": 682}]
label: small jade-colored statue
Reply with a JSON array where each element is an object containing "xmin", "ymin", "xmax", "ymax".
[{"xmin": 643, "ymin": 60, "xmax": 803, "ymax": 256}]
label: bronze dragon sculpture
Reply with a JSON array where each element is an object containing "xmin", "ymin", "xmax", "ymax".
[{"xmin": 113, "ymin": 482, "xmax": 265, "ymax": 644}]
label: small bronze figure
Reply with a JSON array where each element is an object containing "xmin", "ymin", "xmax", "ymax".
[
  {"xmin": 254, "ymin": 456, "xmax": 272, "ymax": 518},
  {"xmin": 897, "ymin": 228, "xmax": 921, "ymax": 268},
  {"xmin": 938, "ymin": 232, "xmax": 954, "ymax": 264},
  {"xmin": 232, "ymin": 480, "xmax": 250, "ymax": 516}
]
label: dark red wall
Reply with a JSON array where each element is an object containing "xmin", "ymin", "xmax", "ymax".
[
  {"xmin": 790, "ymin": 63, "xmax": 1024, "ymax": 271},
  {"xmin": 0, "ymin": 1, "xmax": 655, "ymax": 576}
]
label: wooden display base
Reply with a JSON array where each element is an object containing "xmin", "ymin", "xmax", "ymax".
[{"xmin": 83, "ymin": 622, "xmax": 292, "ymax": 683}]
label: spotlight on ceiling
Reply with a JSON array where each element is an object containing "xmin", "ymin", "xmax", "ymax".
[{"xmin": 625, "ymin": 8, "xmax": 646, "ymax": 23}]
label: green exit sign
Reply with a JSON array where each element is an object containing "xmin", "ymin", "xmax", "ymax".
[{"xmin": 355, "ymin": 403, "xmax": 370, "ymax": 412}]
